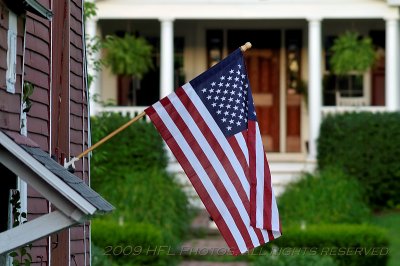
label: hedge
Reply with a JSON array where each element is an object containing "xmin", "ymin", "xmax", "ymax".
[
  {"xmin": 94, "ymin": 169, "xmax": 192, "ymax": 245},
  {"xmin": 278, "ymin": 167, "xmax": 370, "ymax": 227},
  {"xmin": 91, "ymin": 220, "xmax": 178, "ymax": 266},
  {"xmin": 262, "ymin": 224, "xmax": 390, "ymax": 266},
  {"xmin": 91, "ymin": 112, "xmax": 168, "ymax": 184},
  {"xmin": 317, "ymin": 112, "xmax": 400, "ymax": 208},
  {"xmin": 90, "ymin": 113, "xmax": 193, "ymax": 245},
  {"xmin": 253, "ymin": 253, "xmax": 338, "ymax": 266}
]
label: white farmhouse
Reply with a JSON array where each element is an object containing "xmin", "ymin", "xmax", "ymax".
[{"xmin": 87, "ymin": 0, "xmax": 400, "ymax": 204}]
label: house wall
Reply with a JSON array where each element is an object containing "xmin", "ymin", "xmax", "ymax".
[
  {"xmin": 68, "ymin": 0, "xmax": 90, "ymax": 264},
  {"xmin": 0, "ymin": 0, "xmax": 90, "ymax": 264},
  {"xmin": 98, "ymin": 17, "xmax": 386, "ymax": 155},
  {"xmin": 0, "ymin": 1, "xmax": 51, "ymax": 263},
  {"xmin": 51, "ymin": 0, "xmax": 90, "ymax": 264},
  {"xmin": 0, "ymin": 3, "xmax": 23, "ymax": 133}
]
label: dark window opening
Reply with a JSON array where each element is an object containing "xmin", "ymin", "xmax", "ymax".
[
  {"xmin": 117, "ymin": 37, "xmax": 184, "ymax": 106},
  {"xmin": 323, "ymin": 35, "xmax": 366, "ymax": 106},
  {"xmin": 207, "ymin": 30, "xmax": 223, "ymax": 68},
  {"xmin": 0, "ymin": 163, "xmax": 17, "ymax": 232}
]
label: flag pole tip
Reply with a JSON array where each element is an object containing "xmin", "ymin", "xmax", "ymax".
[{"xmin": 240, "ymin": 42, "xmax": 252, "ymax": 52}]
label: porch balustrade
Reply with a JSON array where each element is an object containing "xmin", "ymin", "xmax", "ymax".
[
  {"xmin": 321, "ymin": 106, "xmax": 387, "ymax": 117},
  {"xmin": 97, "ymin": 106, "xmax": 151, "ymax": 122},
  {"xmin": 97, "ymin": 105, "xmax": 387, "ymax": 122}
]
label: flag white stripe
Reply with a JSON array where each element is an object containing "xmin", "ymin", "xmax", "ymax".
[
  {"xmin": 168, "ymin": 92, "xmax": 261, "ymax": 247},
  {"xmin": 235, "ymin": 127, "xmax": 271, "ymax": 243},
  {"xmin": 255, "ymin": 123, "xmax": 265, "ymax": 229},
  {"xmin": 234, "ymin": 133, "xmax": 249, "ymax": 166},
  {"xmin": 153, "ymin": 101, "xmax": 248, "ymax": 253},
  {"xmin": 183, "ymin": 83, "xmax": 273, "ymax": 244},
  {"xmin": 183, "ymin": 83, "xmax": 250, "ymax": 197},
  {"xmin": 271, "ymin": 187, "xmax": 280, "ymax": 232},
  {"xmin": 260, "ymin": 225, "xmax": 269, "ymax": 243}
]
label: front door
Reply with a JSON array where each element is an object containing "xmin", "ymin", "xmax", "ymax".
[
  {"xmin": 226, "ymin": 30, "xmax": 281, "ymax": 152},
  {"xmin": 245, "ymin": 49, "xmax": 280, "ymax": 152}
]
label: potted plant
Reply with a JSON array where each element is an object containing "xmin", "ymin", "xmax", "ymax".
[
  {"xmin": 329, "ymin": 31, "xmax": 376, "ymax": 98},
  {"xmin": 102, "ymin": 34, "xmax": 153, "ymax": 105}
]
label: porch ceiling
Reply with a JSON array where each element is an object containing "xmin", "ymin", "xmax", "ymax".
[{"xmin": 96, "ymin": 1, "xmax": 399, "ymax": 20}]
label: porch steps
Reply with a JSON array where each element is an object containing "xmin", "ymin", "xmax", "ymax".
[{"xmin": 168, "ymin": 159, "xmax": 316, "ymax": 209}]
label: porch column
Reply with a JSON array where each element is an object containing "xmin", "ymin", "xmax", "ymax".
[
  {"xmin": 307, "ymin": 18, "xmax": 322, "ymax": 161},
  {"xmin": 85, "ymin": 17, "xmax": 100, "ymax": 115},
  {"xmin": 385, "ymin": 18, "xmax": 400, "ymax": 111},
  {"xmin": 160, "ymin": 18, "xmax": 175, "ymax": 98}
]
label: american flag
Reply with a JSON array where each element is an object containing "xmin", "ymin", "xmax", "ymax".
[{"xmin": 145, "ymin": 48, "xmax": 281, "ymax": 255}]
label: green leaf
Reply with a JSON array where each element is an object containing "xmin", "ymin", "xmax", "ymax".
[
  {"xmin": 330, "ymin": 31, "xmax": 376, "ymax": 75},
  {"xmin": 102, "ymin": 34, "xmax": 153, "ymax": 77},
  {"xmin": 9, "ymin": 251, "xmax": 18, "ymax": 257},
  {"xmin": 26, "ymin": 252, "xmax": 32, "ymax": 261}
]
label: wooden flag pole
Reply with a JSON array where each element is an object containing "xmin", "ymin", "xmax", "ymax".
[
  {"xmin": 64, "ymin": 42, "xmax": 252, "ymax": 169},
  {"xmin": 77, "ymin": 112, "xmax": 146, "ymax": 160},
  {"xmin": 64, "ymin": 111, "xmax": 146, "ymax": 169}
]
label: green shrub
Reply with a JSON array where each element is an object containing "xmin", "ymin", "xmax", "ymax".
[
  {"xmin": 253, "ymin": 253, "xmax": 338, "ymax": 266},
  {"xmin": 278, "ymin": 167, "xmax": 370, "ymax": 227},
  {"xmin": 90, "ymin": 113, "xmax": 193, "ymax": 246},
  {"xmin": 91, "ymin": 220, "xmax": 176, "ymax": 266},
  {"xmin": 317, "ymin": 112, "xmax": 400, "ymax": 208},
  {"xmin": 96, "ymin": 168, "xmax": 192, "ymax": 245},
  {"xmin": 92, "ymin": 245, "xmax": 117, "ymax": 266},
  {"xmin": 91, "ymin": 112, "xmax": 168, "ymax": 186},
  {"xmin": 265, "ymin": 224, "xmax": 389, "ymax": 266}
]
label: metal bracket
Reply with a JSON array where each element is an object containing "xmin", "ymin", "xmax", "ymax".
[{"xmin": 64, "ymin": 157, "xmax": 78, "ymax": 171}]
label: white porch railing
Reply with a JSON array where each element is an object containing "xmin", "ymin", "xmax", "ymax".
[
  {"xmin": 96, "ymin": 104, "xmax": 389, "ymax": 208},
  {"xmin": 98, "ymin": 106, "xmax": 151, "ymax": 122},
  {"xmin": 321, "ymin": 106, "xmax": 387, "ymax": 117},
  {"xmin": 99, "ymin": 105, "xmax": 388, "ymax": 120}
]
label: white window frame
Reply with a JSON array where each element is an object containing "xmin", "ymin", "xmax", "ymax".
[
  {"xmin": 335, "ymin": 70, "xmax": 371, "ymax": 106},
  {"xmin": 6, "ymin": 11, "xmax": 17, "ymax": 94}
]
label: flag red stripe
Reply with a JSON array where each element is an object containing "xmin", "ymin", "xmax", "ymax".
[
  {"xmin": 227, "ymin": 136, "xmax": 267, "ymax": 247},
  {"xmin": 145, "ymin": 105, "xmax": 241, "ymax": 254},
  {"xmin": 144, "ymin": 48, "xmax": 282, "ymax": 255},
  {"xmin": 227, "ymin": 135, "xmax": 250, "ymax": 183},
  {"xmin": 248, "ymin": 120, "xmax": 257, "ymax": 228},
  {"xmin": 177, "ymin": 87, "xmax": 267, "ymax": 246},
  {"xmin": 159, "ymin": 96, "xmax": 256, "ymax": 250},
  {"xmin": 176, "ymin": 89, "xmax": 250, "ymax": 209},
  {"xmin": 262, "ymin": 150, "xmax": 273, "ymax": 231}
]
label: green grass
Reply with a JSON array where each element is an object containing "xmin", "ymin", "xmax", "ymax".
[{"xmin": 369, "ymin": 211, "xmax": 400, "ymax": 266}]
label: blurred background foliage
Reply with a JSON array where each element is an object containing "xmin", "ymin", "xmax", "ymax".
[
  {"xmin": 278, "ymin": 167, "xmax": 370, "ymax": 227},
  {"xmin": 90, "ymin": 113, "xmax": 194, "ymax": 265}
]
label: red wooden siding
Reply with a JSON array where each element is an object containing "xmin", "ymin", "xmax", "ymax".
[
  {"xmin": 1, "ymin": 0, "xmax": 90, "ymax": 263},
  {"xmin": 24, "ymin": 0, "xmax": 52, "ymax": 264},
  {"xmin": 50, "ymin": 0, "xmax": 72, "ymax": 264},
  {"xmin": 0, "ymin": 5, "xmax": 6, "ymax": 84},
  {"xmin": 69, "ymin": 0, "xmax": 91, "ymax": 263},
  {"xmin": 0, "ymin": 7, "xmax": 51, "ymax": 264},
  {"xmin": 0, "ymin": 4, "xmax": 23, "ymax": 134},
  {"xmin": 25, "ymin": 14, "xmax": 51, "ymax": 150}
]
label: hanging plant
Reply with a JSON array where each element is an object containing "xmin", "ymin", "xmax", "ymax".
[
  {"xmin": 102, "ymin": 34, "xmax": 153, "ymax": 78},
  {"xmin": 329, "ymin": 31, "xmax": 376, "ymax": 75},
  {"xmin": 22, "ymin": 82, "xmax": 34, "ymax": 113}
]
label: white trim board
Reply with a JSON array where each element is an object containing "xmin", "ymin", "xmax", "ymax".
[
  {"xmin": 0, "ymin": 132, "xmax": 97, "ymax": 215},
  {"xmin": 0, "ymin": 210, "xmax": 78, "ymax": 254}
]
